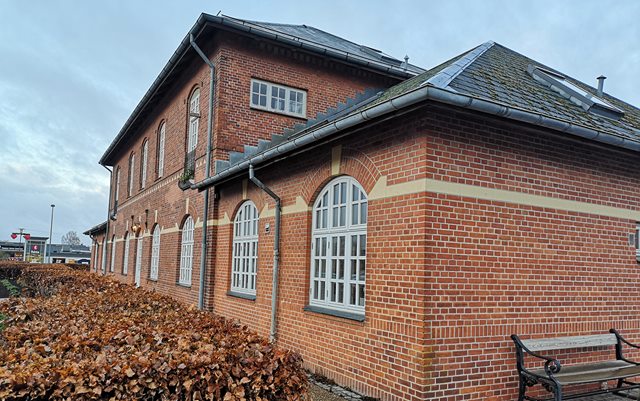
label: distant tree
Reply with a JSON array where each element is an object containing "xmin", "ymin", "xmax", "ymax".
[{"xmin": 61, "ymin": 231, "xmax": 82, "ymax": 246}]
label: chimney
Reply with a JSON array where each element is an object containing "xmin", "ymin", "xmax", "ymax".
[{"xmin": 597, "ymin": 75, "xmax": 606, "ymax": 97}]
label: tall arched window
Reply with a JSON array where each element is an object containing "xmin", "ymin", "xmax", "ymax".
[
  {"xmin": 150, "ymin": 224, "xmax": 161, "ymax": 280},
  {"xmin": 157, "ymin": 122, "xmax": 165, "ymax": 177},
  {"xmin": 94, "ymin": 242, "xmax": 100, "ymax": 271},
  {"xmin": 179, "ymin": 216, "xmax": 194, "ymax": 285},
  {"xmin": 114, "ymin": 167, "xmax": 120, "ymax": 206},
  {"xmin": 231, "ymin": 201, "xmax": 259, "ymax": 295},
  {"xmin": 310, "ymin": 176, "xmax": 367, "ymax": 314},
  {"xmin": 122, "ymin": 232, "xmax": 130, "ymax": 275},
  {"xmin": 140, "ymin": 140, "xmax": 148, "ymax": 189},
  {"xmin": 109, "ymin": 234, "xmax": 116, "ymax": 273},
  {"xmin": 187, "ymin": 89, "xmax": 200, "ymax": 153},
  {"xmin": 127, "ymin": 153, "xmax": 135, "ymax": 197}
]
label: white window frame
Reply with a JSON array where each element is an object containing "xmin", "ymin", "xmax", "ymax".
[
  {"xmin": 250, "ymin": 79, "xmax": 307, "ymax": 118},
  {"xmin": 109, "ymin": 235, "xmax": 116, "ymax": 273},
  {"xmin": 231, "ymin": 201, "xmax": 259, "ymax": 296},
  {"xmin": 114, "ymin": 167, "xmax": 120, "ymax": 203},
  {"xmin": 310, "ymin": 176, "xmax": 367, "ymax": 315},
  {"xmin": 140, "ymin": 140, "xmax": 148, "ymax": 189},
  {"xmin": 187, "ymin": 89, "xmax": 200, "ymax": 153},
  {"xmin": 134, "ymin": 235, "xmax": 143, "ymax": 287},
  {"xmin": 150, "ymin": 225, "xmax": 161, "ymax": 280},
  {"xmin": 94, "ymin": 242, "xmax": 100, "ymax": 271},
  {"xmin": 122, "ymin": 233, "xmax": 130, "ymax": 275},
  {"xmin": 157, "ymin": 123, "xmax": 165, "ymax": 177},
  {"xmin": 179, "ymin": 216, "xmax": 194, "ymax": 285},
  {"xmin": 128, "ymin": 153, "xmax": 135, "ymax": 197}
]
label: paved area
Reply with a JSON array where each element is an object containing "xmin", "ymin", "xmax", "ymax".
[{"xmin": 309, "ymin": 384, "xmax": 349, "ymax": 401}]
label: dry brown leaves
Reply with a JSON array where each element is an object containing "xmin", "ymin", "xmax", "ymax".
[{"xmin": 0, "ymin": 263, "xmax": 307, "ymax": 400}]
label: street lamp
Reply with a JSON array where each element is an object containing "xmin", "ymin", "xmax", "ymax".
[{"xmin": 48, "ymin": 204, "xmax": 55, "ymax": 263}]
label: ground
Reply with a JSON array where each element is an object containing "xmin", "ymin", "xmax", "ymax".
[{"xmin": 309, "ymin": 384, "xmax": 349, "ymax": 401}]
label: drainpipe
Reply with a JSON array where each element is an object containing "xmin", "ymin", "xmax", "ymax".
[
  {"xmin": 190, "ymin": 34, "xmax": 216, "ymax": 310},
  {"xmin": 248, "ymin": 164, "xmax": 281, "ymax": 342},
  {"xmin": 101, "ymin": 165, "xmax": 113, "ymax": 275}
]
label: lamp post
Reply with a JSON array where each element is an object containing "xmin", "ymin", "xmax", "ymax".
[{"xmin": 48, "ymin": 204, "xmax": 55, "ymax": 263}]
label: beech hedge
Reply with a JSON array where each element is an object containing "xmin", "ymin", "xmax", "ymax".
[{"xmin": 0, "ymin": 263, "xmax": 307, "ymax": 400}]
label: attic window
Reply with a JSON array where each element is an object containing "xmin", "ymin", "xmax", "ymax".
[
  {"xmin": 250, "ymin": 79, "xmax": 307, "ymax": 118},
  {"xmin": 529, "ymin": 66, "xmax": 624, "ymax": 120}
]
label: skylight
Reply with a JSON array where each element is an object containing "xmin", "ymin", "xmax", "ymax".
[{"xmin": 529, "ymin": 65, "xmax": 624, "ymax": 120}]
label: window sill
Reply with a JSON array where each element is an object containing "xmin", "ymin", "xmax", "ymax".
[
  {"xmin": 227, "ymin": 290, "xmax": 256, "ymax": 301},
  {"xmin": 303, "ymin": 305, "xmax": 365, "ymax": 322},
  {"xmin": 176, "ymin": 282, "xmax": 191, "ymax": 288},
  {"xmin": 250, "ymin": 105, "xmax": 307, "ymax": 120}
]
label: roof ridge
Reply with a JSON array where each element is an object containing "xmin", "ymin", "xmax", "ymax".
[{"xmin": 422, "ymin": 41, "xmax": 495, "ymax": 89}]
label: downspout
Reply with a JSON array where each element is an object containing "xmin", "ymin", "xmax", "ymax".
[
  {"xmin": 101, "ymin": 165, "xmax": 113, "ymax": 275},
  {"xmin": 248, "ymin": 164, "xmax": 281, "ymax": 342},
  {"xmin": 190, "ymin": 33, "xmax": 216, "ymax": 310}
]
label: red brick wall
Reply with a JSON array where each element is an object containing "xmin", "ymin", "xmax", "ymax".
[
  {"xmin": 420, "ymin": 105, "xmax": 640, "ymax": 401},
  {"xmin": 209, "ymin": 115, "xmax": 429, "ymax": 401}
]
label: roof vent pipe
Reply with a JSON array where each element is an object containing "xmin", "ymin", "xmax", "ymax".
[{"xmin": 597, "ymin": 75, "xmax": 606, "ymax": 97}]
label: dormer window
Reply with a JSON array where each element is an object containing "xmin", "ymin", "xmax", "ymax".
[
  {"xmin": 529, "ymin": 65, "xmax": 624, "ymax": 120},
  {"xmin": 250, "ymin": 79, "xmax": 306, "ymax": 118}
]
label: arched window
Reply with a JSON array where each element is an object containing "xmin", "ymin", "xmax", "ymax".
[
  {"xmin": 114, "ymin": 167, "xmax": 120, "ymax": 206},
  {"xmin": 109, "ymin": 234, "xmax": 116, "ymax": 273},
  {"xmin": 157, "ymin": 122, "xmax": 165, "ymax": 177},
  {"xmin": 94, "ymin": 242, "xmax": 100, "ymax": 271},
  {"xmin": 179, "ymin": 216, "xmax": 194, "ymax": 285},
  {"xmin": 134, "ymin": 234, "xmax": 143, "ymax": 287},
  {"xmin": 150, "ymin": 224, "xmax": 161, "ymax": 280},
  {"xmin": 310, "ymin": 176, "xmax": 367, "ymax": 314},
  {"xmin": 127, "ymin": 152, "xmax": 135, "ymax": 196},
  {"xmin": 122, "ymin": 232, "xmax": 130, "ymax": 275},
  {"xmin": 187, "ymin": 89, "xmax": 200, "ymax": 153},
  {"xmin": 140, "ymin": 140, "xmax": 148, "ymax": 189},
  {"xmin": 231, "ymin": 201, "xmax": 259, "ymax": 295}
]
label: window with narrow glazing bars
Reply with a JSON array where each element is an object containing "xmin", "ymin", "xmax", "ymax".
[
  {"xmin": 150, "ymin": 225, "xmax": 160, "ymax": 280},
  {"xmin": 310, "ymin": 177, "xmax": 367, "ymax": 314},
  {"xmin": 231, "ymin": 201, "xmax": 259, "ymax": 295},
  {"xmin": 179, "ymin": 216, "xmax": 194, "ymax": 285},
  {"xmin": 187, "ymin": 89, "xmax": 200, "ymax": 153},
  {"xmin": 250, "ymin": 79, "xmax": 306, "ymax": 118},
  {"xmin": 140, "ymin": 140, "xmax": 148, "ymax": 189},
  {"xmin": 157, "ymin": 123, "xmax": 165, "ymax": 177},
  {"xmin": 109, "ymin": 235, "xmax": 116, "ymax": 272},
  {"xmin": 128, "ymin": 153, "xmax": 135, "ymax": 196},
  {"xmin": 122, "ymin": 233, "xmax": 130, "ymax": 275}
]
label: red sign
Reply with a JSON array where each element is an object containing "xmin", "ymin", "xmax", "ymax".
[
  {"xmin": 10, "ymin": 233, "xmax": 17, "ymax": 239},
  {"xmin": 24, "ymin": 234, "xmax": 31, "ymax": 240},
  {"xmin": 32, "ymin": 245, "xmax": 39, "ymax": 251}
]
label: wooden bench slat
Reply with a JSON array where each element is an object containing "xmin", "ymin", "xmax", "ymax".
[
  {"xmin": 531, "ymin": 360, "xmax": 640, "ymax": 385},
  {"xmin": 522, "ymin": 334, "xmax": 617, "ymax": 351}
]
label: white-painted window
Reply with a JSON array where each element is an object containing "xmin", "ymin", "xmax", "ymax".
[
  {"xmin": 636, "ymin": 223, "xmax": 640, "ymax": 261},
  {"xmin": 140, "ymin": 140, "xmax": 148, "ymax": 189},
  {"xmin": 179, "ymin": 216, "xmax": 194, "ymax": 285},
  {"xmin": 310, "ymin": 176, "xmax": 367, "ymax": 314},
  {"xmin": 187, "ymin": 89, "xmax": 200, "ymax": 153},
  {"xmin": 250, "ymin": 79, "xmax": 306, "ymax": 118},
  {"xmin": 114, "ymin": 167, "xmax": 120, "ymax": 203},
  {"xmin": 157, "ymin": 122, "xmax": 165, "ymax": 177},
  {"xmin": 135, "ymin": 235, "xmax": 143, "ymax": 287},
  {"xmin": 231, "ymin": 201, "xmax": 259, "ymax": 295},
  {"xmin": 128, "ymin": 153, "xmax": 135, "ymax": 197},
  {"xmin": 109, "ymin": 235, "xmax": 116, "ymax": 273},
  {"xmin": 150, "ymin": 225, "xmax": 161, "ymax": 280},
  {"xmin": 94, "ymin": 242, "xmax": 100, "ymax": 271},
  {"xmin": 122, "ymin": 232, "xmax": 130, "ymax": 275}
]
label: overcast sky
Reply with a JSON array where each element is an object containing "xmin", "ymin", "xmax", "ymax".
[{"xmin": 0, "ymin": 0, "xmax": 638, "ymax": 244}]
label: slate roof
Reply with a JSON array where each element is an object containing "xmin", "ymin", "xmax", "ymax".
[
  {"xmin": 201, "ymin": 41, "xmax": 640, "ymax": 187},
  {"xmin": 381, "ymin": 41, "xmax": 640, "ymax": 141},
  {"xmin": 243, "ymin": 19, "xmax": 424, "ymax": 75}
]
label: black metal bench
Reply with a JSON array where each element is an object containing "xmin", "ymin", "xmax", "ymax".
[{"xmin": 512, "ymin": 329, "xmax": 640, "ymax": 401}]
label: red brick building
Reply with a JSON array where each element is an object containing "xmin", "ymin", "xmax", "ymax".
[{"xmin": 87, "ymin": 14, "xmax": 640, "ymax": 401}]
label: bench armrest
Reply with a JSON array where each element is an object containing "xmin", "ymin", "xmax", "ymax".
[
  {"xmin": 611, "ymin": 329, "xmax": 640, "ymax": 365},
  {"xmin": 512, "ymin": 334, "xmax": 562, "ymax": 376}
]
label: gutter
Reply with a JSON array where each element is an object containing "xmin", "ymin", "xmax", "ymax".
[
  {"xmin": 189, "ymin": 34, "xmax": 216, "ymax": 311},
  {"xmin": 194, "ymin": 84, "xmax": 640, "ymax": 190},
  {"xmin": 248, "ymin": 165, "xmax": 281, "ymax": 342},
  {"xmin": 101, "ymin": 165, "xmax": 113, "ymax": 275}
]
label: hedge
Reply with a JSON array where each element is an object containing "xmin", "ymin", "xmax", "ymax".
[{"xmin": 0, "ymin": 263, "xmax": 307, "ymax": 400}]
